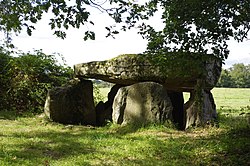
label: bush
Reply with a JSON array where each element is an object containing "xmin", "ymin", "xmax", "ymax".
[
  {"xmin": 0, "ymin": 49, "xmax": 73, "ymax": 113},
  {"xmin": 0, "ymin": 48, "xmax": 12, "ymax": 109}
]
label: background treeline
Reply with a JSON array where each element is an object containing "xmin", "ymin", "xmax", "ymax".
[
  {"xmin": 0, "ymin": 47, "xmax": 73, "ymax": 113},
  {"xmin": 217, "ymin": 63, "xmax": 250, "ymax": 88}
]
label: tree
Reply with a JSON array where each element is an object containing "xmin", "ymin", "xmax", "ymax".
[
  {"xmin": 127, "ymin": 0, "xmax": 250, "ymax": 60},
  {"xmin": 217, "ymin": 69, "xmax": 234, "ymax": 87},
  {"xmin": 230, "ymin": 63, "xmax": 250, "ymax": 88},
  {"xmin": 217, "ymin": 63, "xmax": 250, "ymax": 88},
  {"xmin": 1, "ymin": 0, "xmax": 250, "ymax": 61},
  {"xmin": 0, "ymin": 0, "xmax": 126, "ymax": 42},
  {"xmin": 0, "ymin": 47, "xmax": 12, "ymax": 109}
]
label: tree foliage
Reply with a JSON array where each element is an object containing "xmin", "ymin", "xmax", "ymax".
[
  {"xmin": 0, "ymin": 0, "xmax": 122, "ymax": 41},
  {"xmin": 0, "ymin": 48, "xmax": 73, "ymax": 112},
  {"xmin": 1, "ymin": 0, "xmax": 249, "ymax": 61},
  {"xmin": 217, "ymin": 63, "xmax": 250, "ymax": 88},
  {"xmin": 120, "ymin": 0, "xmax": 250, "ymax": 60}
]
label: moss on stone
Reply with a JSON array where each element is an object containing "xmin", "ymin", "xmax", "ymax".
[
  {"xmin": 74, "ymin": 51, "xmax": 221, "ymax": 90},
  {"xmin": 110, "ymin": 54, "xmax": 142, "ymax": 60},
  {"xmin": 108, "ymin": 52, "xmax": 221, "ymax": 81}
]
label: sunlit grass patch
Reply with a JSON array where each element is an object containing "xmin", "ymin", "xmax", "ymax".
[
  {"xmin": 212, "ymin": 88, "xmax": 250, "ymax": 109},
  {"xmin": 1, "ymin": 111, "xmax": 249, "ymax": 165},
  {"xmin": 1, "ymin": 88, "xmax": 250, "ymax": 165}
]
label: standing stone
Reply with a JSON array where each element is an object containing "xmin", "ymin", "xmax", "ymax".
[
  {"xmin": 168, "ymin": 91, "xmax": 185, "ymax": 130},
  {"xmin": 184, "ymin": 88, "xmax": 217, "ymax": 129},
  {"xmin": 112, "ymin": 82, "xmax": 173, "ymax": 125},
  {"xmin": 95, "ymin": 101, "xmax": 107, "ymax": 126},
  {"xmin": 44, "ymin": 78, "xmax": 96, "ymax": 125},
  {"xmin": 96, "ymin": 84, "xmax": 123, "ymax": 126}
]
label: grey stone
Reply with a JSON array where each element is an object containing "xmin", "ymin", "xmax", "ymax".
[
  {"xmin": 44, "ymin": 78, "xmax": 96, "ymax": 125},
  {"xmin": 74, "ymin": 53, "xmax": 222, "ymax": 91},
  {"xmin": 168, "ymin": 91, "xmax": 185, "ymax": 130},
  {"xmin": 112, "ymin": 82, "xmax": 173, "ymax": 125},
  {"xmin": 95, "ymin": 101, "xmax": 107, "ymax": 126},
  {"xmin": 184, "ymin": 89, "xmax": 217, "ymax": 129}
]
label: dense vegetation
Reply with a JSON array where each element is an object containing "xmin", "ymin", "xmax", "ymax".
[
  {"xmin": 0, "ymin": 47, "xmax": 108, "ymax": 113},
  {"xmin": 0, "ymin": 88, "xmax": 249, "ymax": 165},
  {"xmin": 217, "ymin": 63, "xmax": 250, "ymax": 88},
  {"xmin": 0, "ymin": 47, "xmax": 73, "ymax": 113}
]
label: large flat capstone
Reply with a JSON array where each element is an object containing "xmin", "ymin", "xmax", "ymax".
[{"xmin": 74, "ymin": 53, "xmax": 222, "ymax": 91}]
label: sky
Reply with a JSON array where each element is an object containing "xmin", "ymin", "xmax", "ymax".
[{"xmin": 7, "ymin": 6, "xmax": 250, "ymax": 69}]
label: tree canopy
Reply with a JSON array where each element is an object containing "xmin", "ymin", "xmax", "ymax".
[
  {"xmin": 217, "ymin": 63, "xmax": 250, "ymax": 88},
  {"xmin": 0, "ymin": 0, "xmax": 249, "ymax": 61},
  {"xmin": 115, "ymin": 0, "xmax": 250, "ymax": 60}
]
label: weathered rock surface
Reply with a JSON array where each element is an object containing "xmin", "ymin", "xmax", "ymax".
[
  {"xmin": 168, "ymin": 91, "xmax": 185, "ymax": 130},
  {"xmin": 112, "ymin": 82, "xmax": 173, "ymax": 125},
  {"xmin": 184, "ymin": 89, "xmax": 217, "ymax": 129},
  {"xmin": 74, "ymin": 53, "xmax": 222, "ymax": 91},
  {"xmin": 44, "ymin": 78, "xmax": 96, "ymax": 125},
  {"xmin": 96, "ymin": 84, "xmax": 123, "ymax": 126}
]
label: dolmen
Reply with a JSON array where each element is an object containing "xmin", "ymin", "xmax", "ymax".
[{"xmin": 44, "ymin": 52, "xmax": 222, "ymax": 130}]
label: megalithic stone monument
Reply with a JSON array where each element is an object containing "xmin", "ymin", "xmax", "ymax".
[
  {"xmin": 45, "ymin": 52, "xmax": 222, "ymax": 129},
  {"xmin": 73, "ymin": 52, "xmax": 222, "ymax": 129}
]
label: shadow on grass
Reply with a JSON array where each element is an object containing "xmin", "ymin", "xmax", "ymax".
[
  {"xmin": 1, "ymin": 111, "xmax": 249, "ymax": 165},
  {"xmin": 207, "ymin": 113, "xmax": 250, "ymax": 166},
  {"xmin": 208, "ymin": 127, "xmax": 250, "ymax": 166},
  {"xmin": 1, "ymin": 129, "xmax": 99, "ymax": 165},
  {"xmin": 111, "ymin": 123, "xmax": 149, "ymax": 135},
  {"xmin": 112, "ymin": 113, "xmax": 250, "ymax": 165},
  {"xmin": 0, "ymin": 110, "xmax": 37, "ymax": 120}
]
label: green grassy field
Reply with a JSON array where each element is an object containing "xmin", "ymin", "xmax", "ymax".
[
  {"xmin": 0, "ymin": 88, "xmax": 249, "ymax": 166},
  {"xmin": 212, "ymin": 88, "xmax": 250, "ymax": 110}
]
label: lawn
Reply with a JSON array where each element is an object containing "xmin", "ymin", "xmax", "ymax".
[
  {"xmin": 212, "ymin": 88, "xmax": 250, "ymax": 110},
  {"xmin": 0, "ymin": 88, "xmax": 249, "ymax": 166}
]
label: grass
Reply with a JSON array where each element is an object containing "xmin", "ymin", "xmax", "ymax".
[
  {"xmin": 212, "ymin": 88, "xmax": 250, "ymax": 110},
  {"xmin": 0, "ymin": 88, "xmax": 250, "ymax": 166},
  {"xmin": 99, "ymin": 87, "xmax": 111, "ymax": 102}
]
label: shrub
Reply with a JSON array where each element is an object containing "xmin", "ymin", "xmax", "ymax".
[{"xmin": 0, "ymin": 49, "xmax": 73, "ymax": 113}]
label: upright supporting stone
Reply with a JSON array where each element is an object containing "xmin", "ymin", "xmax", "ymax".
[
  {"xmin": 185, "ymin": 79, "xmax": 203, "ymax": 129},
  {"xmin": 96, "ymin": 84, "xmax": 123, "ymax": 126},
  {"xmin": 168, "ymin": 91, "xmax": 185, "ymax": 130},
  {"xmin": 202, "ymin": 90, "xmax": 217, "ymax": 123},
  {"xmin": 44, "ymin": 78, "xmax": 96, "ymax": 125},
  {"xmin": 184, "ymin": 79, "xmax": 217, "ymax": 129},
  {"xmin": 112, "ymin": 82, "xmax": 173, "ymax": 125}
]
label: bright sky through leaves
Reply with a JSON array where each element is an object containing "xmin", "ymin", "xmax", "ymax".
[{"xmin": 2, "ymin": 0, "xmax": 249, "ymax": 68}]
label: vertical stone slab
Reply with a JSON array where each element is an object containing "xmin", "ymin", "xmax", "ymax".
[
  {"xmin": 112, "ymin": 82, "xmax": 173, "ymax": 125},
  {"xmin": 44, "ymin": 78, "xmax": 96, "ymax": 125},
  {"xmin": 202, "ymin": 90, "xmax": 217, "ymax": 123},
  {"xmin": 184, "ymin": 80, "xmax": 217, "ymax": 129},
  {"xmin": 168, "ymin": 91, "xmax": 185, "ymax": 130}
]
